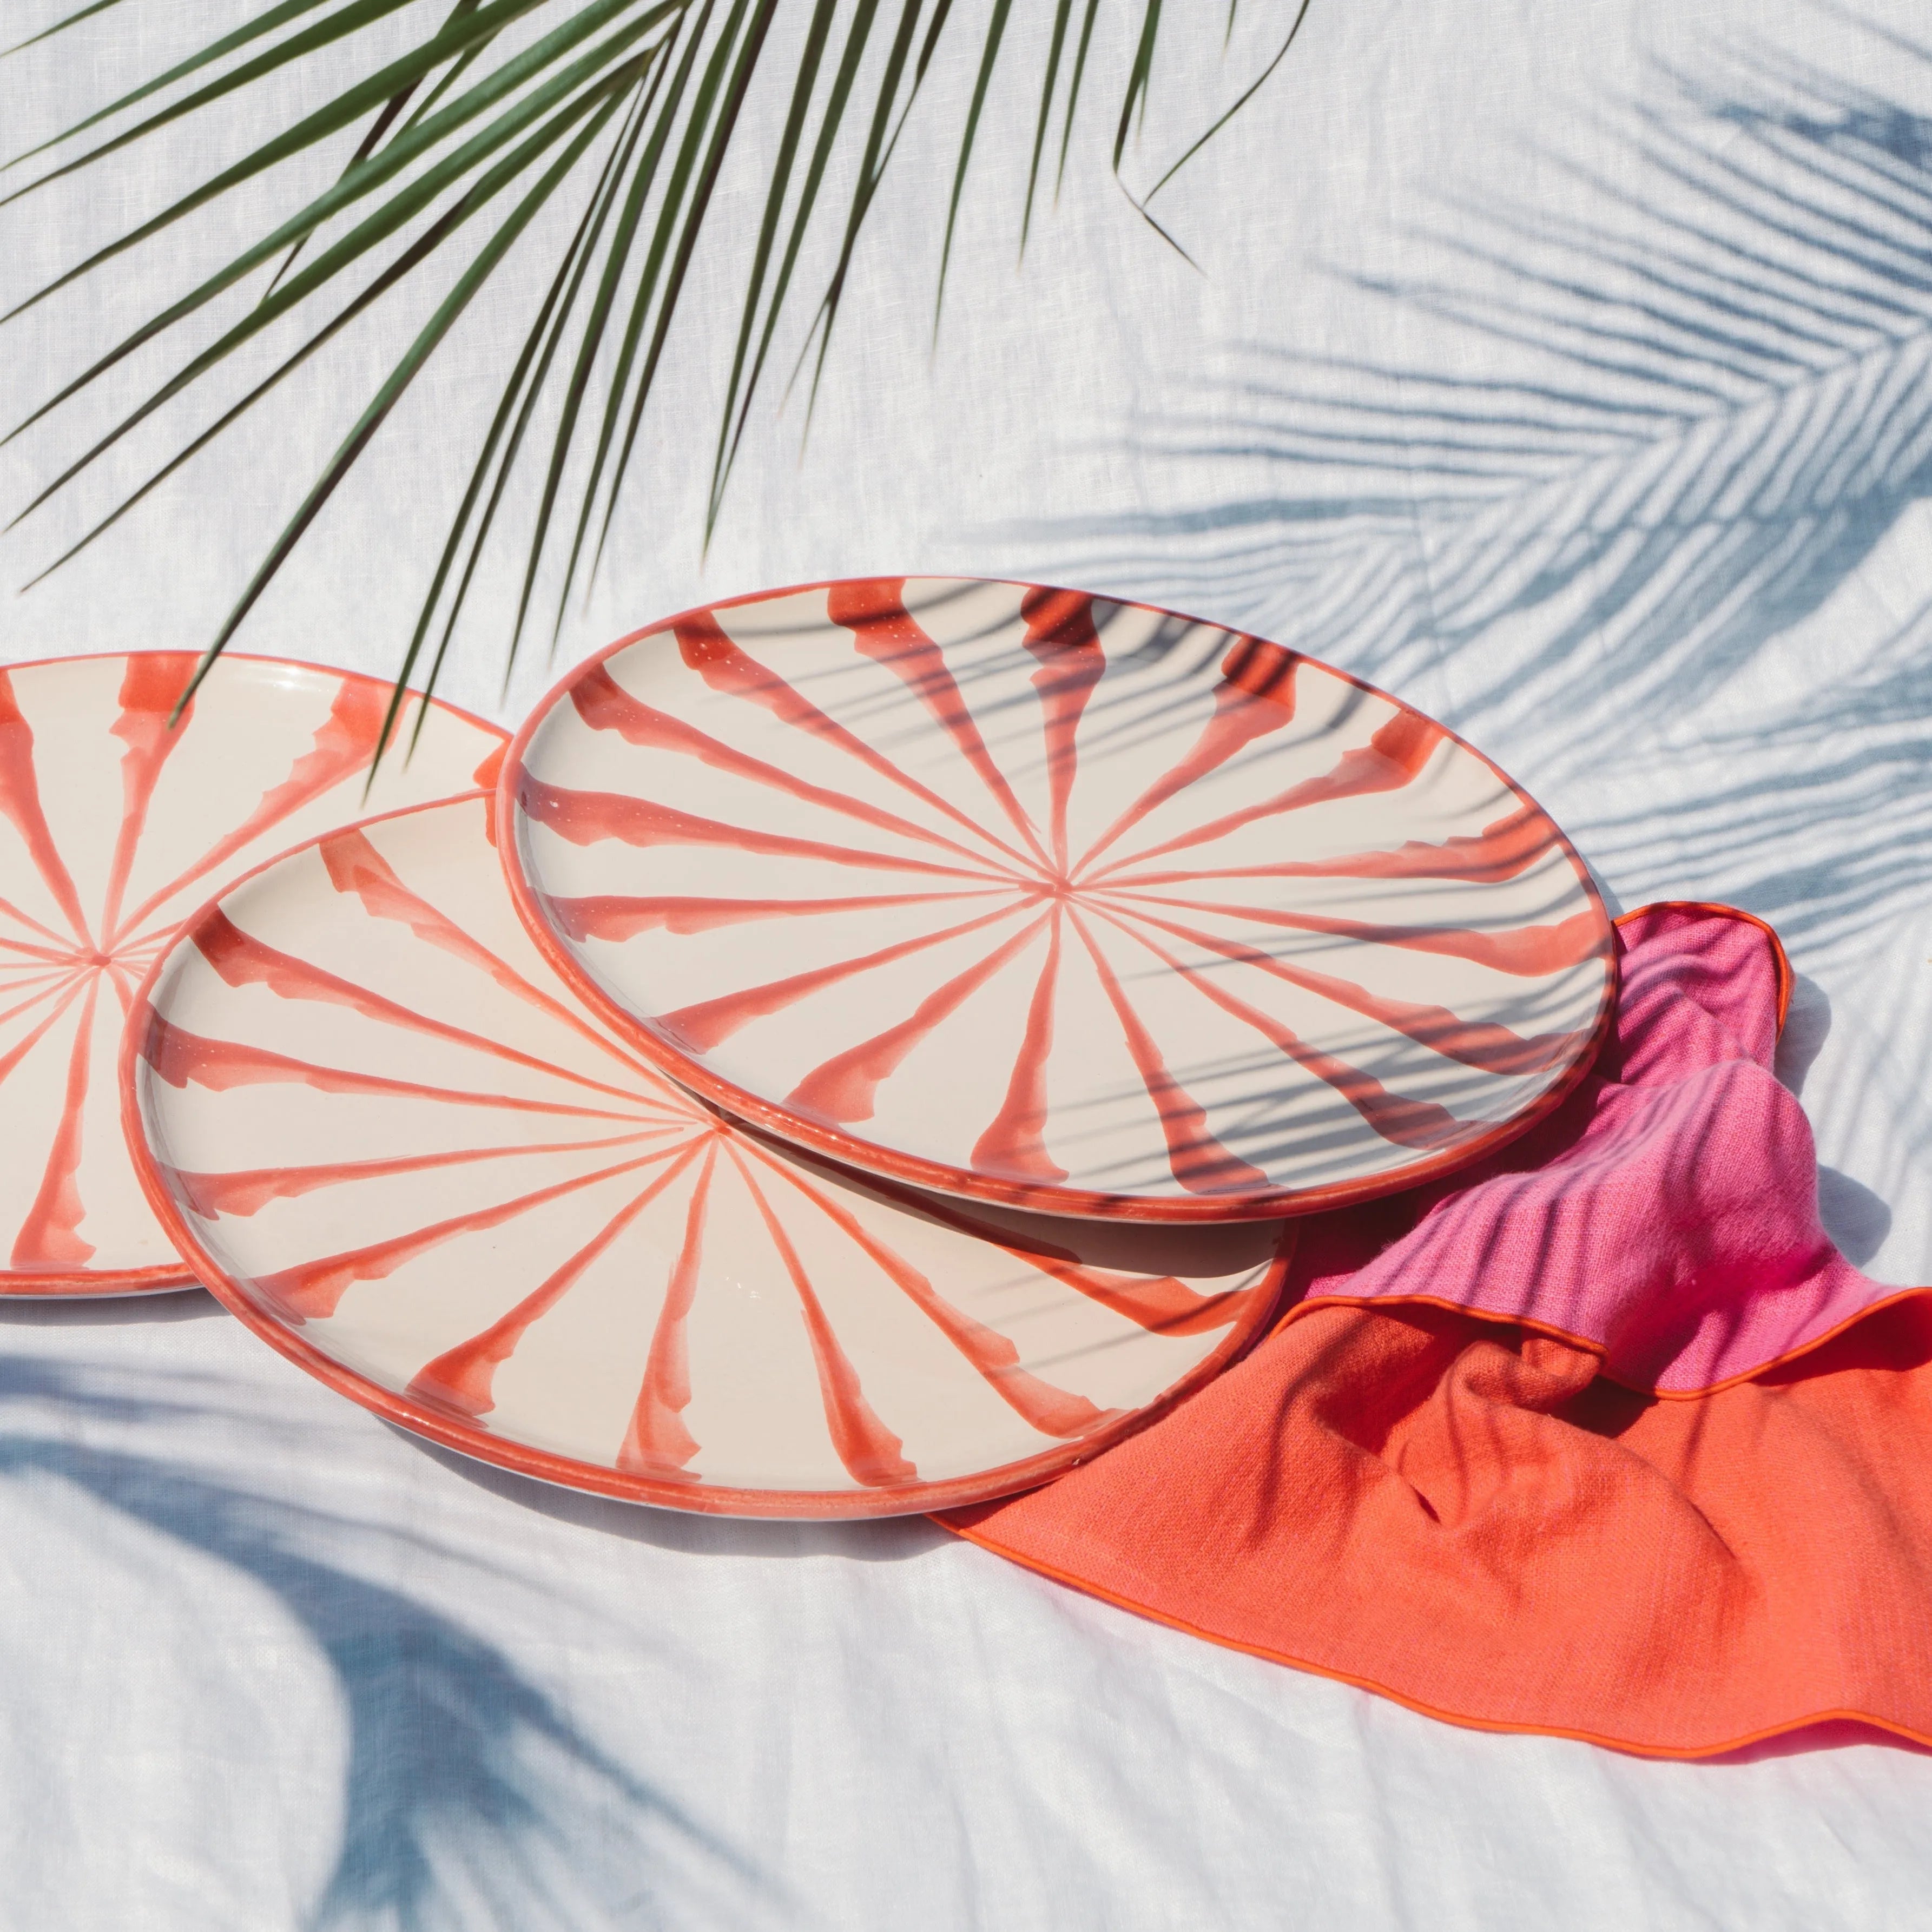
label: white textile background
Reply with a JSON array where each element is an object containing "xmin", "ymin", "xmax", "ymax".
[{"xmin": 4, "ymin": 0, "xmax": 1932, "ymax": 1925}]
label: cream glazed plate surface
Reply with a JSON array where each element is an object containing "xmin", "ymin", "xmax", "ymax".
[
  {"xmin": 0, "ymin": 652, "xmax": 505, "ymax": 1294},
  {"xmin": 502, "ymin": 577, "xmax": 1617, "ymax": 1222},
  {"xmin": 123, "ymin": 796, "xmax": 1289, "ymax": 1517}
]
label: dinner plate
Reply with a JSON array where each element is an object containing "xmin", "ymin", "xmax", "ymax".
[
  {"xmin": 123, "ymin": 795, "xmax": 1288, "ymax": 1516},
  {"xmin": 502, "ymin": 577, "xmax": 1617, "ymax": 1222},
  {"xmin": 0, "ymin": 652, "xmax": 505, "ymax": 1295}
]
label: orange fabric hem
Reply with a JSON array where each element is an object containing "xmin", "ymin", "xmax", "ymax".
[
  {"xmin": 1272, "ymin": 1285, "xmax": 1932, "ymax": 1401},
  {"xmin": 1254, "ymin": 899, "xmax": 1827, "ymax": 1397},
  {"xmin": 1613, "ymin": 898, "xmax": 1795, "ymax": 1033},
  {"xmin": 933, "ymin": 899, "xmax": 1908, "ymax": 1757},
  {"xmin": 945, "ymin": 1520, "xmax": 1932, "ymax": 1762}
]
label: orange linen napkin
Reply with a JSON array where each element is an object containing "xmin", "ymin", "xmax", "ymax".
[{"xmin": 946, "ymin": 906, "xmax": 1932, "ymax": 1757}]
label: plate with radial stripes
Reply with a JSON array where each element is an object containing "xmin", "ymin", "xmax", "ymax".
[
  {"xmin": 123, "ymin": 795, "xmax": 1289, "ymax": 1515},
  {"xmin": 0, "ymin": 651, "xmax": 504, "ymax": 1295},
  {"xmin": 501, "ymin": 578, "xmax": 1617, "ymax": 1223}
]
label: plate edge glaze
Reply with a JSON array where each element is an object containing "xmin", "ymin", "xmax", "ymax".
[
  {"xmin": 497, "ymin": 576, "xmax": 1622, "ymax": 1225},
  {"xmin": 0, "ymin": 650, "xmax": 509, "ymax": 1298},
  {"xmin": 118, "ymin": 793, "xmax": 1296, "ymax": 1519}
]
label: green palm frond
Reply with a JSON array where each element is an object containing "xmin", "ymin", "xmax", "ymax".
[{"xmin": 3, "ymin": 0, "xmax": 1305, "ymax": 753}]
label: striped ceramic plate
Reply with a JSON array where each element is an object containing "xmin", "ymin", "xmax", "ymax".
[
  {"xmin": 0, "ymin": 651, "xmax": 504, "ymax": 1295},
  {"xmin": 503, "ymin": 578, "xmax": 1616, "ymax": 1223},
  {"xmin": 124, "ymin": 795, "xmax": 1288, "ymax": 1515}
]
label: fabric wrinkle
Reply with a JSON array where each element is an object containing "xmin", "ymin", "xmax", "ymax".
[{"xmin": 948, "ymin": 905, "xmax": 1932, "ymax": 1756}]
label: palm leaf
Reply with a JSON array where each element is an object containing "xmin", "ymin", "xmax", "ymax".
[
  {"xmin": 935, "ymin": 0, "xmax": 1014, "ymax": 327},
  {"xmin": 385, "ymin": 49, "xmax": 678, "ymax": 761},
  {"xmin": 1113, "ymin": 0, "xmax": 1159, "ymax": 167},
  {"xmin": 2, "ymin": 0, "xmax": 485, "ymax": 199},
  {"xmin": 1020, "ymin": 0, "xmax": 1074, "ymax": 252},
  {"xmin": 263, "ymin": 0, "xmax": 492, "ymax": 304},
  {"xmin": 1144, "ymin": 0, "xmax": 1310, "ymax": 202},
  {"xmin": 4, "ymin": 0, "xmax": 1309, "ymax": 755},
  {"xmin": 4, "ymin": 0, "xmax": 131, "ymax": 58},
  {"xmin": 3, "ymin": 0, "xmax": 391, "ymax": 169},
  {"xmin": 186, "ymin": 58, "xmax": 653, "ymax": 716},
  {"xmin": 6, "ymin": 0, "xmax": 682, "ymax": 504},
  {"xmin": 794, "ymin": 0, "xmax": 944, "ymax": 421},
  {"xmin": 705, "ymin": 0, "xmax": 839, "ymax": 529},
  {"xmin": 1056, "ymin": 0, "xmax": 1101, "ymax": 192},
  {"xmin": 542, "ymin": 0, "xmax": 781, "ymax": 645},
  {"xmin": 708, "ymin": 0, "xmax": 890, "ymax": 522}
]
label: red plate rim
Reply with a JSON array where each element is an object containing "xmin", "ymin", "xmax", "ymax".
[
  {"xmin": 0, "ymin": 648, "xmax": 507, "ymax": 1298},
  {"xmin": 497, "ymin": 576, "xmax": 1621, "ymax": 1225},
  {"xmin": 117, "ymin": 792, "xmax": 1297, "ymax": 1518}
]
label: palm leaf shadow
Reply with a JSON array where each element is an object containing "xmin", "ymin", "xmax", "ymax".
[
  {"xmin": 1035, "ymin": 31, "xmax": 1932, "ymax": 951},
  {"xmin": 1582, "ymin": 590, "xmax": 1932, "ymax": 951},
  {"xmin": 0, "ymin": 1353, "xmax": 776, "ymax": 1931}
]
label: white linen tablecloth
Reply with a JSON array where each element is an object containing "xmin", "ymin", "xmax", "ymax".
[{"xmin": 4, "ymin": 0, "xmax": 1931, "ymax": 1923}]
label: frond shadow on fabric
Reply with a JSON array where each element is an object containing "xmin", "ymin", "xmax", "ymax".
[
  {"xmin": 1083, "ymin": 52, "xmax": 1932, "ymax": 710},
  {"xmin": 1028, "ymin": 34, "xmax": 1932, "ymax": 952},
  {"xmin": 0, "ymin": 1353, "xmax": 780, "ymax": 1930}
]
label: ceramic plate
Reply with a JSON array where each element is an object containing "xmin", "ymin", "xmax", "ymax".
[
  {"xmin": 123, "ymin": 795, "xmax": 1288, "ymax": 1517},
  {"xmin": 502, "ymin": 577, "xmax": 1617, "ymax": 1222},
  {"xmin": 0, "ymin": 652, "xmax": 505, "ymax": 1295}
]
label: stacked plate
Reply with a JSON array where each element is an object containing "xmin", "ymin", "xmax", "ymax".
[{"xmin": 6, "ymin": 581, "xmax": 1617, "ymax": 1518}]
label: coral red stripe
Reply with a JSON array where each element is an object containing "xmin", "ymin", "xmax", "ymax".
[
  {"xmin": 0, "ymin": 973, "xmax": 76, "ymax": 1031},
  {"xmin": 136, "ymin": 1009, "xmax": 649, "ymax": 1120},
  {"xmin": 1070, "ymin": 911, "xmax": 1271, "ymax": 1197},
  {"xmin": 801, "ymin": 1170, "xmax": 1253, "ymax": 1335},
  {"xmin": 0, "ymin": 983, "xmax": 84, "ymax": 1083},
  {"xmin": 11, "ymin": 977, "xmax": 97, "ymax": 1268},
  {"xmin": 1018, "ymin": 588, "xmax": 1107, "ymax": 870},
  {"xmin": 0, "ymin": 895, "xmax": 76, "ymax": 949},
  {"xmin": 102, "ymin": 960, "xmax": 140, "ymax": 1016},
  {"xmin": 470, "ymin": 740, "xmax": 505, "ymax": 791},
  {"xmin": 1078, "ymin": 635, "xmax": 1302, "ymax": 872},
  {"xmin": 319, "ymin": 826, "xmax": 663, "ymax": 1084},
  {"xmin": 517, "ymin": 774, "xmax": 1013, "ymax": 883},
  {"xmin": 1114, "ymin": 893, "xmax": 1610, "ymax": 977},
  {"xmin": 99, "ymin": 655, "xmax": 197, "ymax": 940},
  {"xmin": 1109, "ymin": 900, "xmax": 1586, "ymax": 1076},
  {"xmin": 1105, "ymin": 800, "xmax": 1562, "ymax": 892},
  {"xmin": 827, "ymin": 580, "xmax": 1052, "ymax": 868},
  {"xmin": 750, "ymin": 1143, "xmax": 1114, "ymax": 1440},
  {"xmin": 970, "ymin": 914, "xmax": 1069, "ymax": 1183},
  {"xmin": 1006, "ymin": 1248, "xmax": 1254, "ymax": 1335},
  {"xmin": 250, "ymin": 1144, "xmax": 690, "ymax": 1325},
  {"xmin": 190, "ymin": 908, "xmax": 654, "ymax": 1105},
  {"xmin": 729, "ymin": 1145, "xmax": 916, "ymax": 1487},
  {"xmin": 617, "ymin": 1145, "xmax": 718, "ymax": 1480},
  {"xmin": 0, "ymin": 669, "xmax": 91, "ymax": 944},
  {"xmin": 111, "ymin": 679, "xmax": 386, "ymax": 946},
  {"xmin": 407, "ymin": 1143, "xmax": 707, "ymax": 1419},
  {"xmin": 676, "ymin": 611, "xmax": 1036, "ymax": 866},
  {"xmin": 166, "ymin": 1127, "xmax": 687, "ymax": 1219},
  {"xmin": 1093, "ymin": 906, "xmax": 1475, "ymax": 1152},
  {"xmin": 0, "ymin": 960, "xmax": 75, "ymax": 983},
  {"xmin": 0, "ymin": 935, "xmax": 79, "ymax": 964},
  {"xmin": 658, "ymin": 900, "xmax": 1033, "ymax": 1056},
  {"xmin": 787, "ymin": 915, "xmax": 1049, "ymax": 1124},
  {"xmin": 1089, "ymin": 709, "xmax": 1445, "ymax": 881},
  {"xmin": 544, "ymin": 887, "xmax": 1000, "ymax": 941},
  {"xmin": 570, "ymin": 662, "xmax": 1025, "ymax": 872}
]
